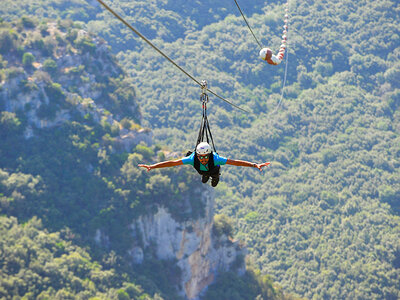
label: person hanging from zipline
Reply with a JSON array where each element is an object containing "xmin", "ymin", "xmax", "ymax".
[
  {"xmin": 232, "ymin": 0, "xmax": 289, "ymax": 65},
  {"xmin": 138, "ymin": 142, "xmax": 270, "ymax": 187},
  {"xmin": 138, "ymin": 81, "xmax": 270, "ymax": 187}
]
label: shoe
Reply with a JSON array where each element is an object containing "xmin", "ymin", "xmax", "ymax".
[
  {"xmin": 211, "ymin": 176, "xmax": 219, "ymax": 187},
  {"xmin": 202, "ymin": 175, "xmax": 210, "ymax": 183}
]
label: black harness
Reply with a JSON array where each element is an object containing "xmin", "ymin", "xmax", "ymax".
[
  {"xmin": 190, "ymin": 152, "xmax": 220, "ymax": 176},
  {"xmin": 186, "ymin": 81, "xmax": 221, "ymax": 177},
  {"xmin": 195, "ymin": 90, "xmax": 217, "ymax": 153}
]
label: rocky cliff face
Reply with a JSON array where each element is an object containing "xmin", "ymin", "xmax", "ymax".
[
  {"xmin": 96, "ymin": 187, "xmax": 246, "ymax": 300},
  {"xmin": 0, "ymin": 21, "xmax": 149, "ymax": 150}
]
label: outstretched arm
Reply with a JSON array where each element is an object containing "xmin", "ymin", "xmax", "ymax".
[
  {"xmin": 138, "ymin": 159, "xmax": 183, "ymax": 172},
  {"xmin": 226, "ymin": 159, "xmax": 270, "ymax": 172}
]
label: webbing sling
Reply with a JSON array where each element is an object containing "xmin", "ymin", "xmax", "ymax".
[{"xmin": 195, "ymin": 84, "xmax": 217, "ymax": 154}]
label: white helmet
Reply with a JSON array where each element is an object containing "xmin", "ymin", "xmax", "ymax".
[{"xmin": 196, "ymin": 142, "xmax": 212, "ymax": 155}]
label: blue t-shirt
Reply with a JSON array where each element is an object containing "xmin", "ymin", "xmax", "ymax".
[{"xmin": 182, "ymin": 152, "xmax": 227, "ymax": 171}]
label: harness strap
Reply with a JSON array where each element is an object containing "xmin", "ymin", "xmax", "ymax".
[
  {"xmin": 195, "ymin": 103, "xmax": 207, "ymax": 148},
  {"xmin": 195, "ymin": 101, "xmax": 217, "ymax": 153},
  {"xmin": 194, "ymin": 82, "xmax": 218, "ymax": 154},
  {"xmin": 205, "ymin": 117, "xmax": 217, "ymax": 153}
]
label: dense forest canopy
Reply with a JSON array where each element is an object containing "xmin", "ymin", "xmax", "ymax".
[
  {"xmin": 1, "ymin": 0, "xmax": 400, "ymax": 299},
  {"xmin": 0, "ymin": 15, "xmax": 208, "ymax": 299},
  {"xmin": 0, "ymin": 13, "xmax": 292, "ymax": 300}
]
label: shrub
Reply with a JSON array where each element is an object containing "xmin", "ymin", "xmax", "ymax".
[
  {"xmin": 384, "ymin": 63, "xmax": 400, "ymax": 88},
  {"xmin": 213, "ymin": 214, "xmax": 234, "ymax": 237},
  {"xmin": 117, "ymin": 289, "xmax": 130, "ymax": 300},
  {"xmin": 120, "ymin": 118, "xmax": 132, "ymax": 130},
  {"xmin": 21, "ymin": 16, "xmax": 37, "ymax": 29},
  {"xmin": 22, "ymin": 52, "xmax": 35, "ymax": 68},
  {"xmin": 74, "ymin": 36, "xmax": 96, "ymax": 54},
  {"xmin": 42, "ymin": 58, "xmax": 57, "ymax": 75},
  {"xmin": 135, "ymin": 144, "xmax": 154, "ymax": 160},
  {"xmin": 44, "ymin": 82, "xmax": 65, "ymax": 104},
  {"xmin": 145, "ymin": 174, "xmax": 171, "ymax": 196},
  {"xmin": 0, "ymin": 28, "xmax": 18, "ymax": 54},
  {"xmin": 0, "ymin": 112, "xmax": 21, "ymax": 136}
]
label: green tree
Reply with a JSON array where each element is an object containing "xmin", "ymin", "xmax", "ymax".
[
  {"xmin": 22, "ymin": 52, "xmax": 35, "ymax": 68},
  {"xmin": 21, "ymin": 16, "xmax": 36, "ymax": 28},
  {"xmin": 213, "ymin": 214, "xmax": 234, "ymax": 237},
  {"xmin": 0, "ymin": 28, "xmax": 18, "ymax": 54},
  {"xmin": 42, "ymin": 58, "xmax": 57, "ymax": 75}
]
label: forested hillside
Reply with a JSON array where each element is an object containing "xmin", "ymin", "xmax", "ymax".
[
  {"xmin": 114, "ymin": 1, "xmax": 400, "ymax": 299},
  {"xmin": 0, "ymin": 17, "xmax": 198, "ymax": 299},
  {"xmin": 0, "ymin": 16, "xmax": 293, "ymax": 300},
  {"xmin": 1, "ymin": 0, "xmax": 400, "ymax": 299}
]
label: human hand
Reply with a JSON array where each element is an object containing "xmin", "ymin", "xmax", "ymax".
[
  {"xmin": 138, "ymin": 164, "xmax": 152, "ymax": 172},
  {"xmin": 255, "ymin": 162, "xmax": 270, "ymax": 172}
]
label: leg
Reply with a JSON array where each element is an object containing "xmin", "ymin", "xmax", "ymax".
[
  {"xmin": 202, "ymin": 175, "xmax": 210, "ymax": 183},
  {"xmin": 211, "ymin": 174, "xmax": 220, "ymax": 187}
]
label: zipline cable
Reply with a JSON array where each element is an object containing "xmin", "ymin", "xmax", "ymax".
[
  {"xmin": 233, "ymin": 0, "xmax": 263, "ymax": 49},
  {"xmin": 95, "ymin": 0, "xmax": 251, "ymax": 114}
]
